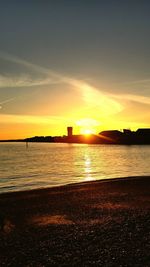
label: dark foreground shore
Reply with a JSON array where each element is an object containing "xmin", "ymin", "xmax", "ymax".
[{"xmin": 0, "ymin": 177, "xmax": 150, "ymax": 267}]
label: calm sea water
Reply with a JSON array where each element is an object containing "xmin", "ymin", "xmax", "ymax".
[{"xmin": 0, "ymin": 142, "xmax": 150, "ymax": 193}]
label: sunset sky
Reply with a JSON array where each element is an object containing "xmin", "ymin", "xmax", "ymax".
[{"xmin": 0, "ymin": 1, "xmax": 150, "ymax": 139}]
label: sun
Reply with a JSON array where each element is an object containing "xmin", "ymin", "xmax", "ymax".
[
  {"xmin": 76, "ymin": 118, "xmax": 99, "ymax": 135},
  {"xmin": 81, "ymin": 128, "xmax": 95, "ymax": 135}
]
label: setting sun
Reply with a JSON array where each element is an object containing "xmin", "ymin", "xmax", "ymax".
[
  {"xmin": 76, "ymin": 118, "xmax": 99, "ymax": 135},
  {"xmin": 80, "ymin": 128, "xmax": 95, "ymax": 135}
]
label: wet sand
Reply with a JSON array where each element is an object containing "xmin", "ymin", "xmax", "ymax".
[{"xmin": 0, "ymin": 176, "xmax": 150, "ymax": 266}]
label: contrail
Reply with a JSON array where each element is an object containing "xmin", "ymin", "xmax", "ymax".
[
  {"xmin": 0, "ymin": 97, "xmax": 16, "ymax": 105},
  {"xmin": 109, "ymin": 93, "xmax": 150, "ymax": 105},
  {"xmin": 0, "ymin": 50, "xmax": 96, "ymax": 88},
  {"xmin": 121, "ymin": 79, "xmax": 150, "ymax": 85},
  {"xmin": 0, "ymin": 51, "xmax": 72, "ymax": 84},
  {"xmin": 0, "ymin": 97, "xmax": 17, "ymax": 109},
  {"xmin": 0, "ymin": 50, "xmax": 123, "ymax": 116}
]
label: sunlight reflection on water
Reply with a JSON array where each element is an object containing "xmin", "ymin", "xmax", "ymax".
[
  {"xmin": 0, "ymin": 142, "xmax": 150, "ymax": 193},
  {"xmin": 84, "ymin": 151, "xmax": 95, "ymax": 182}
]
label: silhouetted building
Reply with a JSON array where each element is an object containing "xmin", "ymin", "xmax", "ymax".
[
  {"xmin": 136, "ymin": 128, "xmax": 150, "ymax": 135},
  {"xmin": 123, "ymin": 129, "xmax": 132, "ymax": 135},
  {"xmin": 19, "ymin": 127, "xmax": 150, "ymax": 145},
  {"xmin": 99, "ymin": 130, "xmax": 123, "ymax": 144},
  {"xmin": 135, "ymin": 128, "xmax": 150, "ymax": 144},
  {"xmin": 24, "ymin": 136, "xmax": 54, "ymax": 143},
  {"xmin": 67, "ymin": 127, "xmax": 73, "ymax": 137}
]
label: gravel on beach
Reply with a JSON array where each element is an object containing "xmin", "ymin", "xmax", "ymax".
[{"xmin": 0, "ymin": 176, "xmax": 150, "ymax": 267}]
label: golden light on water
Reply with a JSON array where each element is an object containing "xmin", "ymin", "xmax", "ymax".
[{"xmin": 84, "ymin": 152, "xmax": 95, "ymax": 182}]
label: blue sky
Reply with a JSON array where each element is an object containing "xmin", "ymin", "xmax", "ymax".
[{"xmin": 0, "ymin": 0, "xmax": 150, "ymax": 138}]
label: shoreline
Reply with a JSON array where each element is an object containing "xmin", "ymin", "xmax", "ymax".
[
  {"xmin": 0, "ymin": 175, "xmax": 150, "ymax": 196},
  {"xmin": 0, "ymin": 176, "xmax": 150, "ymax": 266}
]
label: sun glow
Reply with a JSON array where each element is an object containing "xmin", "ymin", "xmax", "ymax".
[
  {"xmin": 76, "ymin": 118, "xmax": 99, "ymax": 135},
  {"xmin": 81, "ymin": 129, "xmax": 95, "ymax": 135}
]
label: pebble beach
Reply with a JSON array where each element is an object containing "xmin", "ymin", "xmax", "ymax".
[{"xmin": 0, "ymin": 176, "xmax": 150, "ymax": 266}]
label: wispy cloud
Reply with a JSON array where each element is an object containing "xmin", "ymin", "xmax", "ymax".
[
  {"xmin": 0, "ymin": 51, "xmax": 149, "ymax": 133},
  {"xmin": 122, "ymin": 79, "xmax": 150, "ymax": 86},
  {"xmin": 0, "ymin": 97, "xmax": 17, "ymax": 110},
  {"xmin": 77, "ymin": 83, "xmax": 123, "ymax": 115},
  {"xmin": 0, "ymin": 50, "xmax": 124, "ymax": 118},
  {"xmin": 0, "ymin": 51, "xmax": 66, "ymax": 82},
  {"xmin": 109, "ymin": 93, "xmax": 150, "ymax": 105},
  {"xmin": 0, "ymin": 74, "xmax": 60, "ymax": 89}
]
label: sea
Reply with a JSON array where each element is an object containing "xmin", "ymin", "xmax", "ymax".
[{"xmin": 0, "ymin": 142, "xmax": 150, "ymax": 193}]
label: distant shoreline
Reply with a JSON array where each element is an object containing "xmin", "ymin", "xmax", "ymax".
[
  {"xmin": 0, "ymin": 127, "xmax": 150, "ymax": 144},
  {"xmin": 0, "ymin": 139, "xmax": 150, "ymax": 145}
]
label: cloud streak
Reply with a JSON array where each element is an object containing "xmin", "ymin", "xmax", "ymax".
[
  {"xmin": 0, "ymin": 74, "xmax": 60, "ymax": 89},
  {"xmin": 110, "ymin": 93, "xmax": 150, "ymax": 105},
  {"xmin": 1, "ymin": 50, "xmax": 150, "ymax": 125},
  {"xmin": 0, "ymin": 51, "xmax": 150, "ymax": 135},
  {"xmin": 0, "ymin": 51, "xmax": 68, "ymax": 84},
  {"xmin": 0, "ymin": 97, "xmax": 17, "ymax": 110},
  {"xmin": 122, "ymin": 79, "xmax": 150, "ymax": 86},
  {"xmin": 0, "ymin": 50, "xmax": 124, "ymax": 118}
]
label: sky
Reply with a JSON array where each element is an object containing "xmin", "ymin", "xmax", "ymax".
[{"xmin": 0, "ymin": 0, "xmax": 150, "ymax": 139}]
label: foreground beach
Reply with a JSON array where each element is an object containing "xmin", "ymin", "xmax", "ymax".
[{"xmin": 0, "ymin": 176, "xmax": 150, "ymax": 266}]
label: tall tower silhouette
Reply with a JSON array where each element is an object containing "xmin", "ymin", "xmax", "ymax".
[{"xmin": 67, "ymin": 127, "xmax": 73, "ymax": 137}]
